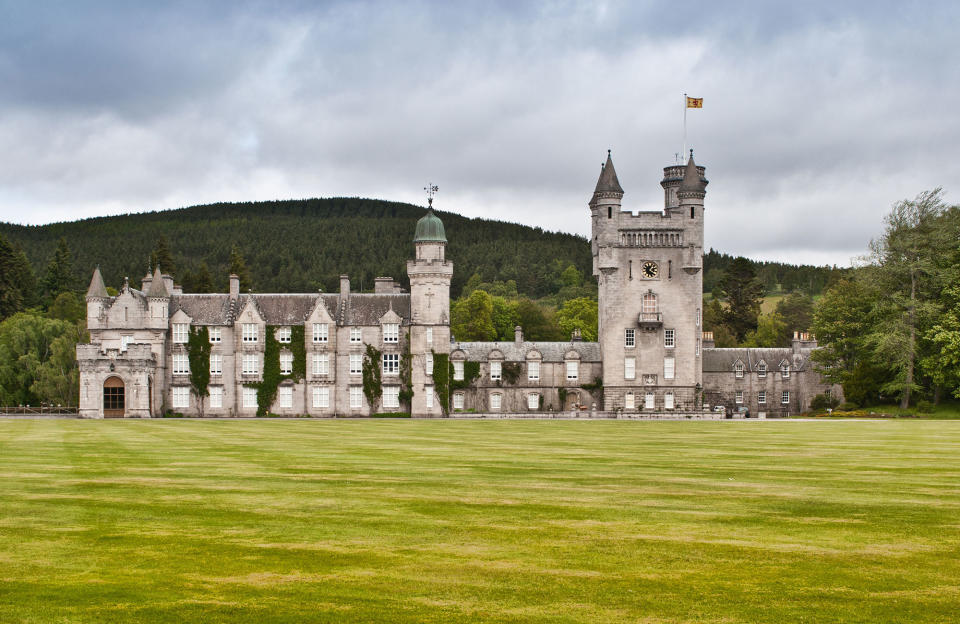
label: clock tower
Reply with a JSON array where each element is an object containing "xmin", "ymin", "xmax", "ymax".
[{"xmin": 592, "ymin": 150, "xmax": 707, "ymax": 412}]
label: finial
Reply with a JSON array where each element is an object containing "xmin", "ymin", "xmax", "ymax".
[
  {"xmin": 424, "ymin": 183, "xmax": 438, "ymax": 208},
  {"xmin": 607, "ymin": 149, "xmax": 611, "ymax": 156},
  {"xmin": 689, "ymin": 148, "xmax": 694, "ymax": 158}
]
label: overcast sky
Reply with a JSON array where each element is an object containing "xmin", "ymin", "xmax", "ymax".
[{"xmin": 1, "ymin": 1, "xmax": 957, "ymax": 266}]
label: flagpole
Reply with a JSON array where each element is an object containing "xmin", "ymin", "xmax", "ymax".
[{"xmin": 682, "ymin": 92, "xmax": 687, "ymax": 163}]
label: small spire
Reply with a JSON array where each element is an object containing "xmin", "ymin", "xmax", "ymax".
[
  {"xmin": 147, "ymin": 266, "xmax": 168, "ymax": 298},
  {"xmin": 679, "ymin": 151, "xmax": 708, "ymax": 194},
  {"xmin": 593, "ymin": 150, "xmax": 624, "ymax": 195},
  {"xmin": 86, "ymin": 265, "xmax": 108, "ymax": 298}
]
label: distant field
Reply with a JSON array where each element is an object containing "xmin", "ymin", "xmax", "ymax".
[{"xmin": 1, "ymin": 420, "xmax": 959, "ymax": 623}]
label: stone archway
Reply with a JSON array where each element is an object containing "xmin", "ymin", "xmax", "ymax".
[{"xmin": 103, "ymin": 376, "xmax": 125, "ymax": 418}]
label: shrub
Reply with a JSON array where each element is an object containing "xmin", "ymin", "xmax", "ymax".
[
  {"xmin": 371, "ymin": 412, "xmax": 412, "ymax": 418},
  {"xmin": 837, "ymin": 402, "xmax": 860, "ymax": 411},
  {"xmin": 915, "ymin": 399, "xmax": 934, "ymax": 414},
  {"xmin": 810, "ymin": 393, "xmax": 840, "ymax": 411}
]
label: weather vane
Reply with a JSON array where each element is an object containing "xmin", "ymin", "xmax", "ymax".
[{"xmin": 424, "ymin": 183, "xmax": 438, "ymax": 207}]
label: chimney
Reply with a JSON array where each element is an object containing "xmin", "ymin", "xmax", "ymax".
[
  {"xmin": 702, "ymin": 331, "xmax": 715, "ymax": 349},
  {"xmin": 229, "ymin": 274, "xmax": 239, "ymax": 299},
  {"xmin": 340, "ymin": 275, "xmax": 350, "ymax": 298},
  {"xmin": 141, "ymin": 273, "xmax": 153, "ymax": 292},
  {"xmin": 374, "ymin": 277, "xmax": 394, "ymax": 294},
  {"xmin": 161, "ymin": 273, "xmax": 174, "ymax": 293},
  {"xmin": 571, "ymin": 327, "xmax": 582, "ymax": 342},
  {"xmin": 514, "ymin": 325, "xmax": 523, "ymax": 344},
  {"xmin": 792, "ymin": 331, "xmax": 817, "ymax": 353}
]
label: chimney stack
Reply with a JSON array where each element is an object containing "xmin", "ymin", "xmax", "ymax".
[
  {"xmin": 229, "ymin": 274, "xmax": 239, "ymax": 299},
  {"xmin": 340, "ymin": 275, "xmax": 350, "ymax": 298},
  {"xmin": 514, "ymin": 326, "xmax": 523, "ymax": 344}
]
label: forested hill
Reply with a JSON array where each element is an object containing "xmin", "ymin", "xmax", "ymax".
[
  {"xmin": 0, "ymin": 197, "xmax": 839, "ymax": 298},
  {"xmin": 0, "ymin": 198, "xmax": 594, "ymax": 298}
]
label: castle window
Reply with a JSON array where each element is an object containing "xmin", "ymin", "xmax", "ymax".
[
  {"xmin": 313, "ymin": 353, "xmax": 329, "ymax": 376},
  {"xmin": 173, "ymin": 353, "xmax": 190, "ymax": 375},
  {"xmin": 490, "ymin": 394, "xmax": 502, "ymax": 411},
  {"xmin": 243, "ymin": 387, "xmax": 258, "ymax": 408},
  {"xmin": 528, "ymin": 361, "xmax": 540, "ymax": 381},
  {"xmin": 172, "ymin": 386, "xmax": 189, "ymax": 409},
  {"xmin": 691, "ymin": 206, "xmax": 695, "ymax": 219},
  {"xmin": 664, "ymin": 392, "xmax": 675, "ymax": 410},
  {"xmin": 209, "ymin": 386, "xmax": 222, "ymax": 409},
  {"xmin": 664, "ymin": 329, "xmax": 675, "ymax": 348},
  {"xmin": 453, "ymin": 393, "xmax": 464, "ymax": 410},
  {"xmin": 425, "ymin": 386, "xmax": 434, "ymax": 409},
  {"xmin": 696, "ymin": 339, "xmax": 701, "ymax": 356},
  {"xmin": 242, "ymin": 323, "xmax": 258, "ymax": 343},
  {"xmin": 120, "ymin": 335, "xmax": 132, "ymax": 352},
  {"xmin": 242, "ymin": 354, "xmax": 259, "ymax": 375},
  {"xmin": 782, "ymin": 391, "xmax": 790, "ymax": 405},
  {"xmin": 663, "ymin": 357, "xmax": 675, "ymax": 380},
  {"xmin": 624, "ymin": 357, "xmax": 636, "ymax": 380},
  {"xmin": 313, "ymin": 386, "xmax": 329, "ymax": 408},
  {"xmin": 734, "ymin": 362, "xmax": 744, "ymax": 378},
  {"xmin": 350, "ymin": 387, "xmax": 363, "ymax": 409},
  {"xmin": 736, "ymin": 391, "xmax": 744, "ymax": 404},
  {"xmin": 644, "ymin": 393, "xmax": 655, "ymax": 410},
  {"xmin": 757, "ymin": 362, "xmax": 767, "ymax": 377},
  {"xmin": 624, "ymin": 328, "xmax": 635, "ymax": 348},
  {"xmin": 383, "ymin": 323, "xmax": 399, "ymax": 343},
  {"xmin": 209, "ymin": 327, "xmax": 221, "ymax": 343},
  {"xmin": 350, "ymin": 354, "xmax": 362, "ymax": 375},
  {"xmin": 781, "ymin": 363, "xmax": 791, "ymax": 379},
  {"xmin": 382, "ymin": 386, "xmax": 399, "ymax": 409},
  {"xmin": 279, "ymin": 386, "xmax": 292, "ymax": 408},
  {"xmin": 489, "ymin": 361, "xmax": 502, "ymax": 381},
  {"xmin": 426, "ymin": 327, "xmax": 433, "ymax": 345},
  {"xmin": 453, "ymin": 361, "xmax": 464, "ymax": 381},
  {"xmin": 382, "ymin": 353, "xmax": 400, "ymax": 375},
  {"xmin": 608, "ymin": 206, "xmax": 612, "ymax": 219},
  {"xmin": 642, "ymin": 293, "xmax": 658, "ymax": 314},
  {"xmin": 350, "ymin": 327, "xmax": 362, "ymax": 343},
  {"xmin": 173, "ymin": 323, "xmax": 189, "ymax": 344},
  {"xmin": 625, "ymin": 392, "xmax": 635, "ymax": 410},
  {"xmin": 312, "ymin": 323, "xmax": 328, "ymax": 343},
  {"xmin": 758, "ymin": 391, "xmax": 766, "ymax": 404},
  {"xmin": 696, "ymin": 307, "xmax": 701, "ymax": 327},
  {"xmin": 277, "ymin": 327, "xmax": 292, "ymax": 343},
  {"xmin": 527, "ymin": 394, "xmax": 539, "ymax": 410},
  {"xmin": 280, "ymin": 352, "xmax": 293, "ymax": 375},
  {"xmin": 425, "ymin": 352, "xmax": 433, "ymax": 376},
  {"xmin": 209, "ymin": 354, "xmax": 222, "ymax": 376},
  {"xmin": 566, "ymin": 361, "xmax": 579, "ymax": 381}
]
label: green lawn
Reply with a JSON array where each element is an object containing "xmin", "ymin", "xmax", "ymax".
[{"xmin": 1, "ymin": 420, "xmax": 959, "ymax": 623}]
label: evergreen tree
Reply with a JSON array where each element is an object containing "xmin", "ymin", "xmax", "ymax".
[
  {"xmin": 720, "ymin": 257, "xmax": 765, "ymax": 342},
  {"xmin": 774, "ymin": 292, "xmax": 815, "ymax": 346},
  {"xmin": 43, "ymin": 237, "xmax": 75, "ymax": 302},
  {"xmin": 229, "ymin": 247, "xmax": 252, "ymax": 291},
  {"xmin": 0, "ymin": 234, "xmax": 25, "ymax": 320},
  {"xmin": 149, "ymin": 234, "xmax": 176, "ymax": 277}
]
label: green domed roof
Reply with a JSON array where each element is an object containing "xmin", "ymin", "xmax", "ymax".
[{"xmin": 414, "ymin": 209, "xmax": 447, "ymax": 243}]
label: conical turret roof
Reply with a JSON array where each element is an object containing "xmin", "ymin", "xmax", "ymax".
[
  {"xmin": 147, "ymin": 266, "xmax": 169, "ymax": 298},
  {"xmin": 679, "ymin": 151, "xmax": 708, "ymax": 193},
  {"xmin": 594, "ymin": 150, "xmax": 624, "ymax": 195},
  {"xmin": 86, "ymin": 266, "xmax": 108, "ymax": 298}
]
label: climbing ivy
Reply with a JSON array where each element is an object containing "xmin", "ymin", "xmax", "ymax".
[
  {"xmin": 249, "ymin": 325, "xmax": 305, "ymax": 417},
  {"xmin": 399, "ymin": 333, "xmax": 413, "ymax": 406},
  {"xmin": 432, "ymin": 351, "xmax": 449, "ymax": 415},
  {"xmin": 362, "ymin": 344, "xmax": 382, "ymax": 412},
  {"xmin": 450, "ymin": 361, "xmax": 480, "ymax": 391},
  {"xmin": 501, "ymin": 362, "xmax": 521, "ymax": 385},
  {"xmin": 558, "ymin": 387, "xmax": 568, "ymax": 407},
  {"xmin": 187, "ymin": 326, "xmax": 211, "ymax": 415}
]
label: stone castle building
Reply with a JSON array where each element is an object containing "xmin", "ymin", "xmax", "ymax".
[{"xmin": 78, "ymin": 151, "xmax": 838, "ymax": 418}]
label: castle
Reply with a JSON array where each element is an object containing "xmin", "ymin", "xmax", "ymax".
[{"xmin": 77, "ymin": 151, "xmax": 838, "ymax": 418}]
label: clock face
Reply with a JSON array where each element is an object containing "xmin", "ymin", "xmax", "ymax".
[{"xmin": 642, "ymin": 261, "xmax": 659, "ymax": 278}]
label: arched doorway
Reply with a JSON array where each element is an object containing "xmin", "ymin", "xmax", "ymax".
[{"xmin": 103, "ymin": 376, "xmax": 125, "ymax": 418}]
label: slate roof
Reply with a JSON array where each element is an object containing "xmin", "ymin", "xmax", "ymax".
[
  {"xmin": 678, "ymin": 152, "xmax": 708, "ymax": 193},
  {"xmin": 593, "ymin": 151, "xmax": 624, "ymax": 195},
  {"xmin": 453, "ymin": 341, "xmax": 602, "ymax": 362},
  {"xmin": 702, "ymin": 347, "xmax": 813, "ymax": 373},
  {"xmin": 86, "ymin": 266, "xmax": 108, "ymax": 298},
  {"xmin": 147, "ymin": 267, "xmax": 168, "ymax": 298},
  {"xmin": 166, "ymin": 292, "xmax": 409, "ymax": 326}
]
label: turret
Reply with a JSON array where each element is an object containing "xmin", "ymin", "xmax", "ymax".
[
  {"xmin": 590, "ymin": 150, "xmax": 625, "ymax": 276},
  {"xmin": 676, "ymin": 151, "xmax": 708, "ymax": 250},
  {"xmin": 146, "ymin": 266, "xmax": 170, "ymax": 325},
  {"xmin": 85, "ymin": 266, "xmax": 109, "ymax": 326}
]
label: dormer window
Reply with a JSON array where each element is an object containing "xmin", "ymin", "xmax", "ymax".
[
  {"xmin": 781, "ymin": 362, "xmax": 791, "ymax": 379},
  {"xmin": 734, "ymin": 362, "xmax": 744, "ymax": 378},
  {"xmin": 242, "ymin": 323, "xmax": 258, "ymax": 343},
  {"xmin": 383, "ymin": 323, "xmax": 399, "ymax": 343},
  {"xmin": 173, "ymin": 323, "xmax": 189, "ymax": 344},
  {"xmin": 489, "ymin": 361, "xmax": 502, "ymax": 381},
  {"xmin": 757, "ymin": 362, "xmax": 767, "ymax": 378},
  {"xmin": 312, "ymin": 323, "xmax": 328, "ymax": 343}
]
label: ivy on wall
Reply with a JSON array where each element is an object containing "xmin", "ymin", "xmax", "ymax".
[
  {"xmin": 248, "ymin": 325, "xmax": 306, "ymax": 417},
  {"xmin": 187, "ymin": 326, "xmax": 211, "ymax": 416},
  {"xmin": 432, "ymin": 351, "xmax": 449, "ymax": 415},
  {"xmin": 501, "ymin": 362, "xmax": 521, "ymax": 385},
  {"xmin": 399, "ymin": 334, "xmax": 413, "ymax": 407},
  {"xmin": 450, "ymin": 361, "xmax": 480, "ymax": 391},
  {"xmin": 362, "ymin": 344, "xmax": 382, "ymax": 412}
]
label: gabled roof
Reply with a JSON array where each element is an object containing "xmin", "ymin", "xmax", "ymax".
[
  {"xmin": 452, "ymin": 341, "xmax": 602, "ymax": 362},
  {"xmin": 702, "ymin": 348, "xmax": 811, "ymax": 373},
  {"xmin": 342, "ymin": 294, "xmax": 411, "ymax": 326},
  {"xmin": 86, "ymin": 266, "xmax": 108, "ymax": 298},
  {"xmin": 593, "ymin": 150, "xmax": 624, "ymax": 195}
]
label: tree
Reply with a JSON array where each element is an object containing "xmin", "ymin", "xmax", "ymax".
[
  {"xmin": 43, "ymin": 237, "xmax": 75, "ymax": 302},
  {"xmin": 774, "ymin": 292, "xmax": 815, "ymax": 346},
  {"xmin": 720, "ymin": 257, "xmax": 764, "ymax": 342},
  {"xmin": 490, "ymin": 295, "xmax": 518, "ymax": 341},
  {"xmin": 229, "ymin": 246, "xmax": 253, "ymax": 291},
  {"xmin": 515, "ymin": 298, "xmax": 561, "ymax": 341},
  {"xmin": 555, "ymin": 297, "xmax": 598, "ymax": 341},
  {"xmin": 182, "ymin": 262, "xmax": 215, "ymax": 293},
  {"xmin": 0, "ymin": 312, "xmax": 79, "ymax": 406},
  {"xmin": 450, "ymin": 290, "xmax": 496, "ymax": 341},
  {"xmin": 923, "ymin": 284, "xmax": 960, "ymax": 400},
  {"xmin": 0, "ymin": 235, "xmax": 26, "ymax": 320},
  {"xmin": 149, "ymin": 234, "xmax": 176, "ymax": 277},
  {"xmin": 702, "ymin": 298, "xmax": 736, "ymax": 347},
  {"xmin": 743, "ymin": 311, "xmax": 786, "ymax": 348}
]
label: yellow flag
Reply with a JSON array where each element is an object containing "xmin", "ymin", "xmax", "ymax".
[{"xmin": 686, "ymin": 97, "xmax": 703, "ymax": 108}]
